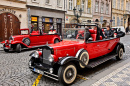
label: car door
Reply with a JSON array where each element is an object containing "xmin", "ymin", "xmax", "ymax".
[
  {"xmin": 38, "ymin": 34, "xmax": 47, "ymax": 45},
  {"xmin": 85, "ymin": 42, "xmax": 101, "ymax": 59},
  {"xmin": 85, "ymin": 40, "xmax": 109, "ymax": 59},
  {"xmin": 29, "ymin": 35, "xmax": 38, "ymax": 46}
]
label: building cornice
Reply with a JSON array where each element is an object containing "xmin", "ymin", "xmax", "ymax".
[
  {"xmin": 0, "ymin": 4, "xmax": 26, "ymax": 11},
  {"xmin": 26, "ymin": 5, "xmax": 66, "ymax": 12},
  {"xmin": 6, "ymin": 0, "xmax": 26, "ymax": 4}
]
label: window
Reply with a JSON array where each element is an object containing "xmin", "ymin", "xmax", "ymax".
[
  {"xmin": 95, "ymin": 1, "xmax": 99, "ymax": 12},
  {"xmin": 112, "ymin": 16, "xmax": 115, "ymax": 26},
  {"xmin": 117, "ymin": 0, "xmax": 120, "ymax": 9},
  {"xmin": 57, "ymin": 0, "xmax": 61, "ymax": 7},
  {"xmin": 46, "ymin": 0, "xmax": 49, "ymax": 4},
  {"xmin": 81, "ymin": 1, "xmax": 85, "ymax": 12},
  {"xmin": 87, "ymin": 8, "xmax": 91, "ymax": 14},
  {"xmin": 101, "ymin": 2, "xmax": 104, "ymax": 13},
  {"xmin": 32, "ymin": 0, "xmax": 38, "ymax": 3},
  {"xmin": 77, "ymin": 5, "xmax": 80, "ymax": 11},
  {"xmin": 113, "ymin": 0, "xmax": 116, "ymax": 8},
  {"xmin": 106, "ymin": 4, "xmax": 109, "ymax": 14},
  {"xmin": 121, "ymin": 0, "xmax": 124, "ymax": 10},
  {"xmin": 31, "ymin": 16, "xmax": 38, "ymax": 31},
  {"xmin": 117, "ymin": 17, "xmax": 120, "ymax": 26},
  {"xmin": 69, "ymin": 0, "xmax": 73, "ymax": 10},
  {"xmin": 121, "ymin": 18, "xmax": 123, "ymax": 26}
]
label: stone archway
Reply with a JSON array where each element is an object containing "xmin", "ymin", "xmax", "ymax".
[{"xmin": 0, "ymin": 12, "xmax": 20, "ymax": 41}]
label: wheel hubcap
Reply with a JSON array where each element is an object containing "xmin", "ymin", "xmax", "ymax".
[
  {"xmin": 119, "ymin": 49, "xmax": 123, "ymax": 59},
  {"xmin": 65, "ymin": 68, "xmax": 74, "ymax": 80},
  {"xmin": 81, "ymin": 54, "xmax": 87, "ymax": 63}
]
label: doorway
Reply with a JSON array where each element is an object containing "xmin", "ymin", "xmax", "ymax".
[{"xmin": 0, "ymin": 13, "xmax": 20, "ymax": 41}]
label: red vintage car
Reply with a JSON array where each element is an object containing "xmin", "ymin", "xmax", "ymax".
[
  {"xmin": 1, "ymin": 28, "xmax": 61, "ymax": 53},
  {"xmin": 28, "ymin": 24, "xmax": 125, "ymax": 85}
]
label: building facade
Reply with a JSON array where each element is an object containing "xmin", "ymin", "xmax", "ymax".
[
  {"xmin": 27, "ymin": 0, "xmax": 65, "ymax": 35},
  {"xmin": 123, "ymin": 0, "xmax": 130, "ymax": 30},
  {"xmin": 65, "ymin": 0, "xmax": 93, "ymax": 28},
  {"xmin": 0, "ymin": 0, "xmax": 27, "ymax": 42},
  {"xmin": 112, "ymin": 0, "xmax": 130, "ymax": 29},
  {"xmin": 92, "ymin": 0, "xmax": 112, "ymax": 27}
]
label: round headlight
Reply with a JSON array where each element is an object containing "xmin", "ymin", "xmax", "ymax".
[
  {"xmin": 32, "ymin": 51, "xmax": 39, "ymax": 58},
  {"xmin": 48, "ymin": 55, "xmax": 54, "ymax": 62}
]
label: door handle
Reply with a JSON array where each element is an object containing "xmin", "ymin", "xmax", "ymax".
[{"xmin": 97, "ymin": 45, "xmax": 100, "ymax": 46}]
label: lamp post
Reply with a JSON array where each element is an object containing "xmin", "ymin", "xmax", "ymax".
[{"xmin": 73, "ymin": 7, "xmax": 82, "ymax": 26}]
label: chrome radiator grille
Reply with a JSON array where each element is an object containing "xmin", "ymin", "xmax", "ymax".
[{"xmin": 43, "ymin": 48, "xmax": 51, "ymax": 65}]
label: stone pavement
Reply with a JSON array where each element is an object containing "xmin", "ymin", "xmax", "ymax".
[
  {"xmin": 91, "ymin": 62, "xmax": 130, "ymax": 86},
  {"xmin": 0, "ymin": 44, "xmax": 3, "ymax": 51}
]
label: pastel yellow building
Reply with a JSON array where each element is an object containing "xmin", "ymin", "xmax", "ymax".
[{"xmin": 112, "ymin": 0, "xmax": 130, "ymax": 30}]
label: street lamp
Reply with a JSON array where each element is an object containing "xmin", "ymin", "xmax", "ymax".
[{"xmin": 73, "ymin": 7, "xmax": 82, "ymax": 25}]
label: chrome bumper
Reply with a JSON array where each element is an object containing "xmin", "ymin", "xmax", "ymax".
[{"xmin": 29, "ymin": 66, "xmax": 59, "ymax": 81}]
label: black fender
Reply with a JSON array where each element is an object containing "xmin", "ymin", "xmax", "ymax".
[
  {"xmin": 58, "ymin": 56, "xmax": 86, "ymax": 67},
  {"xmin": 116, "ymin": 42, "xmax": 125, "ymax": 53}
]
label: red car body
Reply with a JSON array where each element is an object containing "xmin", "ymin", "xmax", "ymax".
[
  {"xmin": 1, "ymin": 28, "xmax": 61, "ymax": 52},
  {"xmin": 29, "ymin": 24, "xmax": 125, "ymax": 85}
]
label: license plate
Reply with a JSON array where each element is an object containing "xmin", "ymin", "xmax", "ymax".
[{"xmin": 33, "ymin": 68, "xmax": 44, "ymax": 75}]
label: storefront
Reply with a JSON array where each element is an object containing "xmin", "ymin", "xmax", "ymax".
[
  {"xmin": 27, "ymin": 5, "xmax": 65, "ymax": 35},
  {"xmin": 0, "ymin": 1, "xmax": 27, "ymax": 42}
]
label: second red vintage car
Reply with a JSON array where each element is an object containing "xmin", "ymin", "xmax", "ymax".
[
  {"xmin": 1, "ymin": 28, "xmax": 61, "ymax": 53},
  {"xmin": 28, "ymin": 24, "xmax": 125, "ymax": 85}
]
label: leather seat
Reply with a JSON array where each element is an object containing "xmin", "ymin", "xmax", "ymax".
[{"xmin": 89, "ymin": 29, "xmax": 97, "ymax": 41}]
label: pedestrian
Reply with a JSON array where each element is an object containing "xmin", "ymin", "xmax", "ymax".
[{"xmin": 126, "ymin": 27, "xmax": 129, "ymax": 34}]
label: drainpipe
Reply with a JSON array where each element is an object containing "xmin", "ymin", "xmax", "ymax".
[{"xmin": 111, "ymin": 0, "xmax": 112, "ymax": 27}]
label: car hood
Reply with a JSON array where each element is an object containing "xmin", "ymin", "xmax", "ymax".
[{"xmin": 49, "ymin": 40, "xmax": 84, "ymax": 49}]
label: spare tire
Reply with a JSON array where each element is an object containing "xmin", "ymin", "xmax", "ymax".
[{"xmin": 22, "ymin": 38, "xmax": 30, "ymax": 46}]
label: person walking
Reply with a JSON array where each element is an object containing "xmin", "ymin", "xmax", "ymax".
[{"xmin": 126, "ymin": 27, "xmax": 129, "ymax": 34}]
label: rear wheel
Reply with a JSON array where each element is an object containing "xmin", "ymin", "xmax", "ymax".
[
  {"xmin": 54, "ymin": 39, "xmax": 59, "ymax": 43},
  {"xmin": 58, "ymin": 63, "xmax": 77, "ymax": 85},
  {"xmin": 116, "ymin": 48, "xmax": 124, "ymax": 60},
  {"xmin": 16, "ymin": 44, "xmax": 22, "ymax": 53}
]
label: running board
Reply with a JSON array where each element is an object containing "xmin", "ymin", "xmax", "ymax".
[{"xmin": 86, "ymin": 54, "xmax": 117, "ymax": 68}]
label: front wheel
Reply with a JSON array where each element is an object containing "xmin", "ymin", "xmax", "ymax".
[
  {"xmin": 116, "ymin": 48, "xmax": 124, "ymax": 60},
  {"xmin": 3, "ymin": 44, "xmax": 9, "ymax": 52},
  {"xmin": 16, "ymin": 44, "xmax": 22, "ymax": 53},
  {"xmin": 58, "ymin": 63, "xmax": 77, "ymax": 85}
]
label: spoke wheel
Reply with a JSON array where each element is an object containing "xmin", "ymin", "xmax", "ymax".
[
  {"xmin": 58, "ymin": 63, "xmax": 77, "ymax": 85},
  {"xmin": 116, "ymin": 48, "xmax": 124, "ymax": 60}
]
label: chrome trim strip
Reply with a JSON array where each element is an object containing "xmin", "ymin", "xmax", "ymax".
[{"xmin": 44, "ymin": 71, "xmax": 58, "ymax": 78}]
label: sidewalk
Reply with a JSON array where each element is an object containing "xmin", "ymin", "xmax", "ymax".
[
  {"xmin": 80, "ymin": 54, "xmax": 130, "ymax": 86},
  {"xmin": 91, "ymin": 62, "xmax": 130, "ymax": 86}
]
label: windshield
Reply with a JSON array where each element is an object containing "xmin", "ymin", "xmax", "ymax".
[
  {"xmin": 21, "ymin": 30, "xmax": 29, "ymax": 35},
  {"xmin": 62, "ymin": 28, "xmax": 86, "ymax": 43}
]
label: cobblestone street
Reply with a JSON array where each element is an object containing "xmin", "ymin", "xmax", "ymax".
[{"xmin": 0, "ymin": 35, "xmax": 130, "ymax": 86}]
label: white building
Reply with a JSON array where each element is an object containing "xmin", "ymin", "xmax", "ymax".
[{"xmin": 27, "ymin": 0, "xmax": 66, "ymax": 34}]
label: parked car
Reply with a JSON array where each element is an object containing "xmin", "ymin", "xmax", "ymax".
[
  {"xmin": 112, "ymin": 26, "xmax": 126, "ymax": 33},
  {"xmin": 28, "ymin": 24, "xmax": 125, "ymax": 85},
  {"xmin": 1, "ymin": 28, "xmax": 61, "ymax": 53}
]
